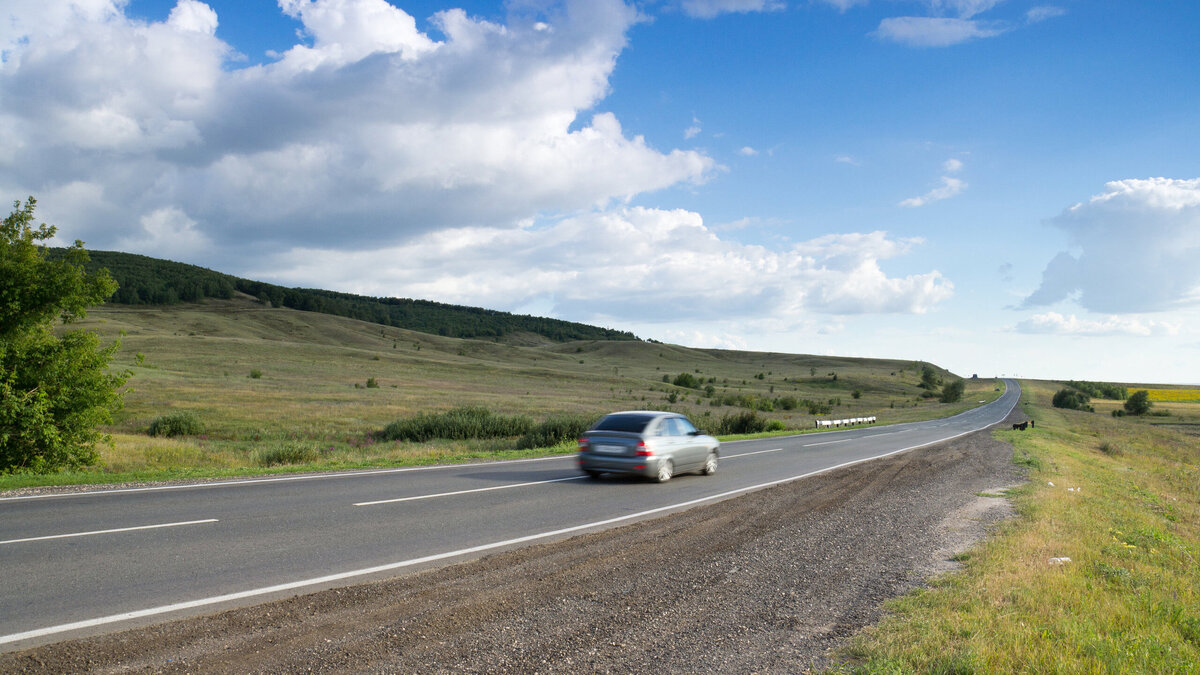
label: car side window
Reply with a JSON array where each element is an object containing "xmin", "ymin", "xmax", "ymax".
[
  {"xmin": 662, "ymin": 418, "xmax": 684, "ymax": 436},
  {"xmin": 676, "ymin": 417, "xmax": 697, "ymax": 435}
]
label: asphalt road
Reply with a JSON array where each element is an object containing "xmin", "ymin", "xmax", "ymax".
[{"xmin": 0, "ymin": 380, "xmax": 1019, "ymax": 651}]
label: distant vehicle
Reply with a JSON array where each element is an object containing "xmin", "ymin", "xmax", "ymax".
[{"xmin": 577, "ymin": 411, "xmax": 719, "ymax": 483}]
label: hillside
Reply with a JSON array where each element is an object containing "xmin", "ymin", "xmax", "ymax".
[
  {"xmin": 16, "ymin": 295, "xmax": 1001, "ymax": 488},
  {"xmin": 52, "ymin": 249, "xmax": 638, "ymax": 343}
]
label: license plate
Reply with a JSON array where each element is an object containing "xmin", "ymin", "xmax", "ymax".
[{"xmin": 593, "ymin": 444, "xmax": 624, "ymax": 454}]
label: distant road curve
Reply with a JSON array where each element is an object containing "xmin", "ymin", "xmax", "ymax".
[{"xmin": 0, "ymin": 380, "xmax": 1020, "ymax": 650}]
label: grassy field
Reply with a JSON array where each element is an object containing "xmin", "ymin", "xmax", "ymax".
[
  {"xmin": 839, "ymin": 379, "xmax": 1200, "ymax": 673},
  {"xmin": 2, "ymin": 295, "xmax": 1001, "ymax": 489}
]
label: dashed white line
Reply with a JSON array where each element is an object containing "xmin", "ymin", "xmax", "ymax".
[
  {"xmin": 725, "ymin": 447, "xmax": 783, "ymax": 459},
  {"xmin": 355, "ymin": 476, "xmax": 585, "ymax": 506},
  {"xmin": 0, "ymin": 519, "xmax": 219, "ymax": 546}
]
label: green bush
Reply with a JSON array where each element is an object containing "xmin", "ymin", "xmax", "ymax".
[
  {"xmin": 380, "ymin": 406, "xmax": 534, "ymax": 442},
  {"xmin": 365, "ymin": 377, "xmax": 379, "ymax": 389},
  {"xmin": 940, "ymin": 379, "xmax": 965, "ymax": 403},
  {"xmin": 1124, "ymin": 390, "xmax": 1152, "ymax": 415},
  {"xmin": 672, "ymin": 372, "xmax": 701, "ymax": 388},
  {"xmin": 711, "ymin": 410, "xmax": 770, "ymax": 435},
  {"xmin": 248, "ymin": 369, "xmax": 262, "ymax": 379},
  {"xmin": 1052, "ymin": 388, "xmax": 1094, "ymax": 412},
  {"xmin": 147, "ymin": 412, "xmax": 204, "ymax": 437},
  {"xmin": 766, "ymin": 419, "xmax": 786, "ymax": 432},
  {"xmin": 517, "ymin": 414, "xmax": 597, "ymax": 450}
]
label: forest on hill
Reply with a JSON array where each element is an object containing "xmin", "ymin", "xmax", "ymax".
[{"xmin": 53, "ymin": 249, "xmax": 639, "ymax": 343}]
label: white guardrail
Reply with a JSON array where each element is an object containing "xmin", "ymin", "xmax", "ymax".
[{"xmin": 815, "ymin": 416, "xmax": 877, "ymax": 428}]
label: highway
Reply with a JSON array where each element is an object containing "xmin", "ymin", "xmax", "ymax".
[{"xmin": 0, "ymin": 380, "xmax": 1019, "ymax": 650}]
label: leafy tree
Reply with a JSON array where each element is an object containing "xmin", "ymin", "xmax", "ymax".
[
  {"xmin": 940, "ymin": 378, "xmax": 965, "ymax": 403},
  {"xmin": 919, "ymin": 363, "xmax": 941, "ymax": 390},
  {"xmin": 1, "ymin": 198, "xmax": 129, "ymax": 473},
  {"xmin": 1124, "ymin": 390, "xmax": 1152, "ymax": 416}
]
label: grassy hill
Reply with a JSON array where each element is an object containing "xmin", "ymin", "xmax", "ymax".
[
  {"xmin": 7, "ymin": 294, "xmax": 1000, "ymax": 488},
  {"xmin": 54, "ymin": 249, "xmax": 639, "ymax": 343}
]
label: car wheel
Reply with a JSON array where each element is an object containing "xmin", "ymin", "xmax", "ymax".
[
  {"xmin": 584, "ymin": 470, "xmax": 601, "ymax": 480},
  {"xmin": 701, "ymin": 452, "xmax": 718, "ymax": 476},
  {"xmin": 656, "ymin": 459, "xmax": 674, "ymax": 483}
]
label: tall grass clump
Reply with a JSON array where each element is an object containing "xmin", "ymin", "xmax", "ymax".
[
  {"xmin": 380, "ymin": 406, "xmax": 534, "ymax": 442},
  {"xmin": 147, "ymin": 412, "xmax": 204, "ymax": 437},
  {"xmin": 253, "ymin": 442, "xmax": 318, "ymax": 467},
  {"xmin": 516, "ymin": 414, "xmax": 597, "ymax": 450}
]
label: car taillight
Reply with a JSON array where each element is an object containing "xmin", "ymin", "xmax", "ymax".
[
  {"xmin": 634, "ymin": 441, "xmax": 653, "ymax": 456},
  {"xmin": 578, "ymin": 437, "xmax": 589, "ymax": 451}
]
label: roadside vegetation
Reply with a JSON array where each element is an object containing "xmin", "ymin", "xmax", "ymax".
[
  {"xmin": 0, "ymin": 291, "xmax": 1002, "ymax": 489},
  {"xmin": 839, "ymin": 379, "xmax": 1200, "ymax": 673}
]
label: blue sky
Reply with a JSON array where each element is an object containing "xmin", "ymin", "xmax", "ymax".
[{"xmin": 3, "ymin": 0, "xmax": 1198, "ymax": 383}]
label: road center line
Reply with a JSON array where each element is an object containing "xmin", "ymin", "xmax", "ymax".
[
  {"xmin": 355, "ymin": 476, "xmax": 586, "ymax": 506},
  {"xmin": 804, "ymin": 438, "xmax": 854, "ymax": 447},
  {"xmin": 0, "ymin": 386, "xmax": 1018, "ymax": 648},
  {"xmin": 0, "ymin": 519, "xmax": 219, "ymax": 546},
  {"xmin": 725, "ymin": 447, "xmax": 783, "ymax": 459}
]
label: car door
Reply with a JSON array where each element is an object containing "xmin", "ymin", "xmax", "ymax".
[{"xmin": 673, "ymin": 416, "xmax": 705, "ymax": 470}]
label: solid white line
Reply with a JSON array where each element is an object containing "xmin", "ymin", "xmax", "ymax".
[
  {"xmin": 355, "ymin": 476, "xmax": 585, "ymax": 506},
  {"xmin": 0, "ymin": 386, "xmax": 1021, "ymax": 647},
  {"xmin": 724, "ymin": 447, "xmax": 783, "ymax": 459},
  {"xmin": 0, "ymin": 519, "xmax": 218, "ymax": 546}
]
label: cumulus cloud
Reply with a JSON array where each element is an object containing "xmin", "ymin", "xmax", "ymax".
[
  {"xmin": 899, "ymin": 158, "xmax": 967, "ymax": 207},
  {"xmin": 679, "ymin": 0, "xmax": 786, "ymax": 19},
  {"xmin": 1015, "ymin": 312, "xmax": 1180, "ymax": 337},
  {"xmin": 0, "ymin": 0, "xmax": 714, "ymax": 255},
  {"xmin": 1023, "ymin": 178, "xmax": 1200, "ymax": 313},
  {"xmin": 255, "ymin": 207, "xmax": 953, "ymax": 324},
  {"xmin": 738, "ymin": 146, "xmax": 758, "ymax": 156}
]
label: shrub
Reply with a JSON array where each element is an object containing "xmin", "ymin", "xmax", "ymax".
[
  {"xmin": 380, "ymin": 406, "xmax": 534, "ymax": 442},
  {"xmin": 248, "ymin": 369, "xmax": 262, "ymax": 379},
  {"xmin": 147, "ymin": 412, "xmax": 204, "ymax": 437},
  {"xmin": 672, "ymin": 372, "xmax": 701, "ymax": 389},
  {"xmin": 1052, "ymin": 388, "xmax": 1094, "ymax": 412},
  {"xmin": 365, "ymin": 377, "xmax": 379, "ymax": 389},
  {"xmin": 517, "ymin": 414, "xmax": 596, "ymax": 450},
  {"xmin": 254, "ymin": 443, "xmax": 318, "ymax": 467},
  {"xmin": 766, "ymin": 419, "xmax": 786, "ymax": 432},
  {"xmin": 940, "ymin": 379, "xmax": 965, "ymax": 403},
  {"xmin": 1098, "ymin": 441, "xmax": 1123, "ymax": 457},
  {"xmin": 711, "ymin": 410, "xmax": 770, "ymax": 435}
]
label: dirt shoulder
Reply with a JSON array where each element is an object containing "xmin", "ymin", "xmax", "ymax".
[{"xmin": 3, "ymin": 419, "xmax": 1025, "ymax": 674}]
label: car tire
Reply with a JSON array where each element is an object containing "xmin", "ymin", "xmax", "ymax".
[
  {"xmin": 584, "ymin": 470, "xmax": 601, "ymax": 480},
  {"xmin": 701, "ymin": 452, "xmax": 718, "ymax": 476},
  {"xmin": 655, "ymin": 459, "xmax": 674, "ymax": 483}
]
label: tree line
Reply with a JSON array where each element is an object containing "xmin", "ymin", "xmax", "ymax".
[{"xmin": 51, "ymin": 249, "xmax": 640, "ymax": 343}]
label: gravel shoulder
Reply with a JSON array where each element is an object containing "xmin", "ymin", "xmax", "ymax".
[{"xmin": 2, "ymin": 416, "xmax": 1026, "ymax": 674}]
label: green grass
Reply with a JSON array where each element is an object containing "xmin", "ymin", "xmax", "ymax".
[
  {"xmin": 837, "ymin": 379, "xmax": 1200, "ymax": 674},
  {"xmin": 4, "ymin": 296, "xmax": 1002, "ymax": 489}
]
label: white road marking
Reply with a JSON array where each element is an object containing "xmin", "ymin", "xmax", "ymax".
[
  {"xmin": 0, "ymin": 388, "xmax": 1018, "ymax": 647},
  {"xmin": 804, "ymin": 438, "xmax": 854, "ymax": 447},
  {"xmin": 0, "ymin": 519, "xmax": 218, "ymax": 546},
  {"xmin": 725, "ymin": 447, "xmax": 783, "ymax": 459},
  {"xmin": 355, "ymin": 476, "xmax": 585, "ymax": 506}
]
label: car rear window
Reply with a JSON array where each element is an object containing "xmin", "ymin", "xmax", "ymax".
[{"xmin": 591, "ymin": 413, "xmax": 655, "ymax": 433}]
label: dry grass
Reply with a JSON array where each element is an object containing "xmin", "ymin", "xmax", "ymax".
[{"xmin": 839, "ymin": 380, "xmax": 1200, "ymax": 673}]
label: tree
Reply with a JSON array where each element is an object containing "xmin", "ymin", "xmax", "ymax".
[
  {"xmin": 940, "ymin": 378, "xmax": 965, "ymax": 403},
  {"xmin": 919, "ymin": 363, "xmax": 941, "ymax": 390},
  {"xmin": 1124, "ymin": 390, "xmax": 1152, "ymax": 416},
  {"xmin": 1, "ymin": 198, "xmax": 130, "ymax": 473}
]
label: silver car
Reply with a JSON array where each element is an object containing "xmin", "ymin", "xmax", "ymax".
[{"xmin": 577, "ymin": 411, "xmax": 719, "ymax": 482}]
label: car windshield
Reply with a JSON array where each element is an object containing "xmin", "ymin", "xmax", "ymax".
[{"xmin": 591, "ymin": 413, "xmax": 656, "ymax": 433}]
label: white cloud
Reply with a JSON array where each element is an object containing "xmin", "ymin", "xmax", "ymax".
[
  {"xmin": 0, "ymin": 0, "xmax": 714, "ymax": 255},
  {"xmin": 1024, "ymin": 178, "xmax": 1200, "ymax": 313},
  {"xmin": 118, "ymin": 206, "xmax": 211, "ymax": 259},
  {"xmin": 685, "ymin": 117, "xmax": 702, "ymax": 139},
  {"xmin": 679, "ymin": 0, "xmax": 786, "ymax": 19},
  {"xmin": 875, "ymin": 16, "xmax": 1005, "ymax": 47},
  {"xmin": 1025, "ymin": 6, "xmax": 1066, "ymax": 23},
  {"xmin": 738, "ymin": 146, "xmax": 758, "ymax": 156},
  {"xmin": 1015, "ymin": 312, "xmax": 1180, "ymax": 337},
  {"xmin": 815, "ymin": 0, "xmax": 868, "ymax": 11},
  {"xmin": 255, "ymin": 207, "xmax": 953, "ymax": 324},
  {"xmin": 834, "ymin": 155, "xmax": 860, "ymax": 166},
  {"xmin": 899, "ymin": 160, "xmax": 968, "ymax": 207}
]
